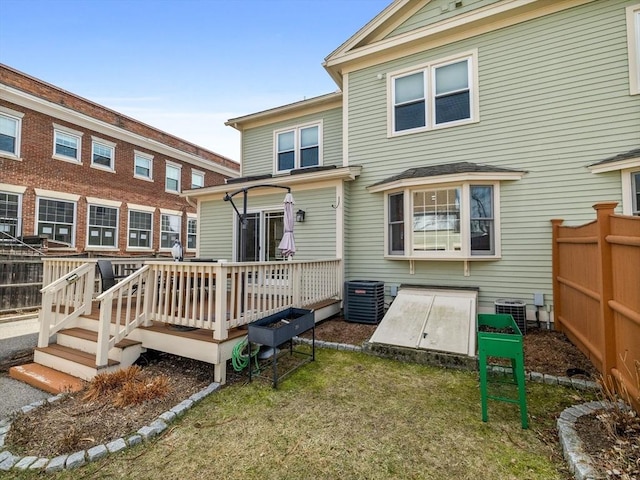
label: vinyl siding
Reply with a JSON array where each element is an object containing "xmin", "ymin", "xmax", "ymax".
[
  {"xmin": 345, "ymin": 0, "xmax": 639, "ymax": 312},
  {"xmin": 198, "ymin": 186, "xmax": 338, "ymax": 261},
  {"xmin": 241, "ymin": 107, "xmax": 343, "ymax": 177},
  {"xmin": 387, "ymin": 0, "xmax": 502, "ymax": 38}
]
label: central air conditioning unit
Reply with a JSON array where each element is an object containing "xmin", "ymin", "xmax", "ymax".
[
  {"xmin": 344, "ymin": 280, "xmax": 385, "ymax": 324},
  {"xmin": 494, "ymin": 299, "xmax": 527, "ymax": 334}
]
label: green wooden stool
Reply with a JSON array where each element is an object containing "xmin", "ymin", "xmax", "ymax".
[{"xmin": 477, "ymin": 313, "xmax": 528, "ymax": 429}]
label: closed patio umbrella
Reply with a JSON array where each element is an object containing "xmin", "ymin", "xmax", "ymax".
[{"xmin": 278, "ymin": 192, "xmax": 296, "ymax": 258}]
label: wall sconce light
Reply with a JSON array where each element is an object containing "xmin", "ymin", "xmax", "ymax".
[{"xmin": 296, "ymin": 209, "xmax": 306, "ymax": 223}]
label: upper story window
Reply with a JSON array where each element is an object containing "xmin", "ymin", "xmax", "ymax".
[
  {"xmin": 128, "ymin": 210, "xmax": 153, "ymax": 249},
  {"xmin": 91, "ymin": 138, "xmax": 115, "ymax": 171},
  {"xmin": 191, "ymin": 170, "xmax": 204, "ymax": 189},
  {"xmin": 134, "ymin": 151, "xmax": 153, "ymax": 180},
  {"xmin": 275, "ymin": 123, "xmax": 321, "ymax": 173},
  {"xmin": 37, "ymin": 197, "xmax": 76, "ymax": 246},
  {"xmin": 627, "ymin": 5, "xmax": 640, "ymax": 95},
  {"xmin": 0, "ymin": 191, "xmax": 21, "ymax": 238},
  {"xmin": 53, "ymin": 125, "xmax": 83, "ymax": 163},
  {"xmin": 165, "ymin": 162, "xmax": 181, "ymax": 193},
  {"xmin": 389, "ymin": 51, "xmax": 477, "ymax": 135},
  {"xmin": 0, "ymin": 108, "xmax": 23, "ymax": 158},
  {"xmin": 87, "ymin": 204, "xmax": 118, "ymax": 248}
]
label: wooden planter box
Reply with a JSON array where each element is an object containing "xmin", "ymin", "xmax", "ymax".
[{"xmin": 248, "ymin": 307, "xmax": 315, "ymax": 347}]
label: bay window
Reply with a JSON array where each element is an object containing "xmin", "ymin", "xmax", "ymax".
[{"xmin": 384, "ymin": 183, "xmax": 498, "ymax": 259}]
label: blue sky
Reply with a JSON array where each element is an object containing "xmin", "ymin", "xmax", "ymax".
[{"xmin": 0, "ymin": 0, "xmax": 391, "ymax": 161}]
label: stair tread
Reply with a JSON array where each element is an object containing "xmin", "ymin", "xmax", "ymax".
[
  {"xmin": 59, "ymin": 327, "xmax": 142, "ymax": 348},
  {"xmin": 36, "ymin": 344, "xmax": 119, "ymax": 368},
  {"xmin": 9, "ymin": 363, "xmax": 85, "ymax": 394}
]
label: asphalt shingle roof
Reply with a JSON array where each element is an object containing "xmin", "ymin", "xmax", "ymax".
[{"xmin": 589, "ymin": 148, "xmax": 640, "ymax": 167}]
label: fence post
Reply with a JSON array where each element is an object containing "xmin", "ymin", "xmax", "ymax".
[
  {"xmin": 594, "ymin": 202, "xmax": 618, "ymax": 380},
  {"xmin": 550, "ymin": 219, "xmax": 564, "ymax": 333},
  {"xmin": 213, "ymin": 263, "xmax": 227, "ymax": 341}
]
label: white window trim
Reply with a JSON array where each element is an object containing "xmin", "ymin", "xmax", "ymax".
[
  {"xmin": 52, "ymin": 124, "xmax": 83, "ymax": 163},
  {"xmin": 273, "ymin": 121, "xmax": 323, "ymax": 174},
  {"xmin": 0, "ymin": 106, "xmax": 24, "ymax": 160},
  {"xmin": 387, "ymin": 50, "xmax": 479, "ymax": 137},
  {"xmin": 622, "ymin": 168, "xmax": 640, "ymax": 216},
  {"xmin": 90, "ymin": 136, "xmax": 116, "ymax": 172},
  {"xmin": 159, "ymin": 212, "xmax": 182, "ymax": 251},
  {"xmin": 382, "ymin": 181, "xmax": 501, "ymax": 261},
  {"xmin": 627, "ymin": 5, "xmax": 640, "ymax": 95},
  {"xmin": 187, "ymin": 214, "xmax": 197, "ymax": 252},
  {"xmin": 86, "ymin": 203, "xmax": 119, "ymax": 250},
  {"xmin": 127, "ymin": 209, "xmax": 154, "ymax": 251},
  {"xmin": 35, "ymin": 196, "xmax": 77, "ymax": 247},
  {"xmin": 134, "ymin": 150, "xmax": 154, "ymax": 181},
  {"xmin": 191, "ymin": 169, "xmax": 205, "ymax": 189},
  {"xmin": 0, "ymin": 190, "xmax": 22, "ymax": 238},
  {"xmin": 165, "ymin": 161, "xmax": 182, "ymax": 194}
]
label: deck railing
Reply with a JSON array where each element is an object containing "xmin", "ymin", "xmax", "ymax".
[
  {"xmin": 40, "ymin": 258, "xmax": 342, "ymax": 365},
  {"xmin": 38, "ymin": 262, "xmax": 95, "ymax": 348}
]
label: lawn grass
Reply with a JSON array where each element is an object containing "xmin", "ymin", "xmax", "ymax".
[{"xmin": 7, "ymin": 348, "xmax": 591, "ymax": 480}]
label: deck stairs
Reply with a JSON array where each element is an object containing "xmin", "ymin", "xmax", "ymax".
[{"xmin": 10, "ymin": 311, "xmax": 145, "ymax": 393}]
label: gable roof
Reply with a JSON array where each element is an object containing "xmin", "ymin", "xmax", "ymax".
[
  {"xmin": 367, "ymin": 161, "xmax": 526, "ymax": 192},
  {"xmin": 323, "ymin": 0, "xmax": 595, "ymax": 88}
]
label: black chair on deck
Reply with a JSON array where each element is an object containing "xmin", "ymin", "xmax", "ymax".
[{"xmin": 97, "ymin": 260, "xmax": 135, "ymax": 293}]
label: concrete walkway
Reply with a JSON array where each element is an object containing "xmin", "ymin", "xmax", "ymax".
[{"xmin": 0, "ymin": 316, "xmax": 50, "ymax": 419}]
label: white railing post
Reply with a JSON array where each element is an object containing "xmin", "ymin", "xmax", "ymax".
[
  {"xmin": 293, "ymin": 262, "xmax": 302, "ymax": 307},
  {"xmin": 96, "ymin": 292, "xmax": 113, "ymax": 367},
  {"xmin": 84, "ymin": 264, "xmax": 95, "ymax": 315},
  {"xmin": 38, "ymin": 290, "xmax": 53, "ymax": 348},
  {"xmin": 214, "ymin": 263, "xmax": 227, "ymax": 340}
]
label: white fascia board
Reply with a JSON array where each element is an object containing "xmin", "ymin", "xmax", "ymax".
[
  {"xmin": 589, "ymin": 157, "xmax": 640, "ymax": 174},
  {"xmin": 1, "ymin": 85, "xmax": 239, "ymax": 178},
  {"xmin": 184, "ymin": 166, "xmax": 363, "ymax": 201},
  {"xmin": 324, "ymin": 0, "xmax": 595, "ymax": 85},
  {"xmin": 226, "ymin": 92, "xmax": 342, "ymax": 130},
  {"xmin": 367, "ymin": 171, "xmax": 525, "ymax": 193}
]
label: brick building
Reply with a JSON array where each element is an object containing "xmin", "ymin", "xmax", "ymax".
[{"xmin": 0, "ymin": 64, "xmax": 239, "ymax": 257}]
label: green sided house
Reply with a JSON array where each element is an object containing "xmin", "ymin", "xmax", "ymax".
[{"xmin": 186, "ymin": 0, "xmax": 640, "ymax": 333}]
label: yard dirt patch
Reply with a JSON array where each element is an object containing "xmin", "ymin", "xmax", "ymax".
[{"xmin": 3, "ymin": 316, "xmax": 637, "ymax": 478}]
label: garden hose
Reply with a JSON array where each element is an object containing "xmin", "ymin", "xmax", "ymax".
[{"xmin": 231, "ymin": 337, "xmax": 260, "ymax": 374}]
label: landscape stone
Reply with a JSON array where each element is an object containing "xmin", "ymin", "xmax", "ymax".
[
  {"xmin": 66, "ymin": 450, "xmax": 86, "ymax": 469},
  {"xmin": 45, "ymin": 455, "xmax": 68, "ymax": 473},
  {"xmin": 106, "ymin": 438, "xmax": 127, "ymax": 453},
  {"xmin": 13, "ymin": 456, "xmax": 38, "ymax": 470},
  {"xmin": 87, "ymin": 444, "xmax": 108, "ymax": 461},
  {"xmin": 28, "ymin": 457, "xmax": 49, "ymax": 470}
]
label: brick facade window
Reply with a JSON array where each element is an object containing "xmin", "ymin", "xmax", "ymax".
[
  {"xmin": 53, "ymin": 125, "xmax": 83, "ymax": 163},
  {"xmin": 37, "ymin": 198, "xmax": 76, "ymax": 246},
  {"xmin": 0, "ymin": 109, "xmax": 22, "ymax": 157},
  {"xmin": 128, "ymin": 210, "xmax": 153, "ymax": 249},
  {"xmin": 91, "ymin": 138, "xmax": 116, "ymax": 171},
  {"xmin": 0, "ymin": 192, "xmax": 21, "ymax": 237},
  {"xmin": 165, "ymin": 162, "xmax": 181, "ymax": 193},
  {"xmin": 87, "ymin": 205, "xmax": 118, "ymax": 247},
  {"xmin": 160, "ymin": 213, "xmax": 181, "ymax": 249},
  {"xmin": 134, "ymin": 151, "xmax": 153, "ymax": 180}
]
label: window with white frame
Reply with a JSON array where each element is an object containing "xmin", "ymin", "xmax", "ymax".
[
  {"xmin": 627, "ymin": 5, "xmax": 640, "ymax": 95},
  {"xmin": 632, "ymin": 170, "xmax": 640, "ymax": 216},
  {"xmin": 160, "ymin": 213, "xmax": 181, "ymax": 249},
  {"xmin": 91, "ymin": 139, "xmax": 115, "ymax": 170},
  {"xmin": 191, "ymin": 170, "xmax": 204, "ymax": 189},
  {"xmin": 53, "ymin": 126, "xmax": 82, "ymax": 162},
  {"xmin": 165, "ymin": 162, "xmax": 181, "ymax": 193},
  {"xmin": 0, "ymin": 192, "xmax": 21, "ymax": 238},
  {"xmin": 134, "ymin": 151, "xmax": 153, "ymax": 180},
  {"xmin": 275, "ymin": 123, "xmax": 320, "ymax": 172},
  {"xmin": 390, "ymin": 52, "xmax": 476, "ymax": 134},
  {"xmin": 128, "ymin": 210, "xmax": 152, "ymax": 248},
  {"xmin": 187, "ymin": 217, "xmax": 197, "ymax": 249},
  {"xmin": 37, "ymin": 198, "xmax": 76, "ymax": 246},
  {"xmin": 87, "ymin": 205, "xmax": 118, "ymax": 247},
  {"xmin": 0, "ymin": 109, "xmax": 22, "ymax": 157},
  {"xmin": 385, "ymin": 183, "xmax": 497, "ymax": 259}
]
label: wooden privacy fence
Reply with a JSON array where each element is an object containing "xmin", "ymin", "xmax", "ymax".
[
  {"xmin": 551, "ymin": 202, "xmax": 640, "ymax": 412},
  {"xmin": 0, "ymin": 258, "xmax": 43, "ymax": 312}
]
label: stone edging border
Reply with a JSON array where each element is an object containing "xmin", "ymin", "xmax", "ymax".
[
  {"xmin": 0, "ymin": 382, "xmax": 221, "ymax": 473},
  {"xmin": 0, "ymin": 337, "xmax": 602, "ymax": 474},
  {"xmin": 557, "ymin": 400, "xmax": 626, "ymax": 480}
]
